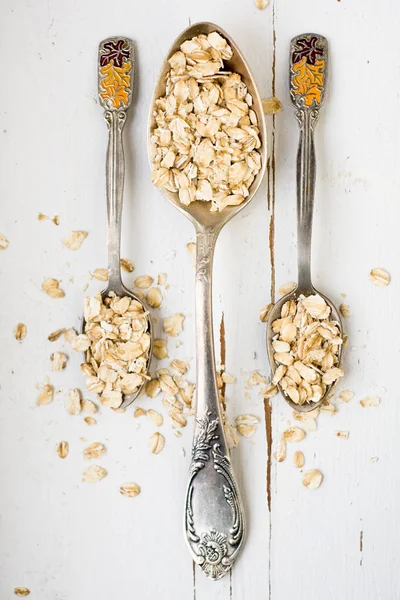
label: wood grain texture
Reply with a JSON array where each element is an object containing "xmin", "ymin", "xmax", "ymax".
[{"xmin": 0, "ymin": 0, "xmax": 399, "ymax": 598}]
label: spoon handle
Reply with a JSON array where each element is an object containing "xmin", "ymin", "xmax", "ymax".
[
  {"xmin": 290, "ymin": 34, "xmax": 328, "ymax": 291},
  {"xmin": 98, "ymin": 37, "xmax": 134, "ymax": 285},
  {"xmin": 184, "ymin": 229, "xmax": 246, "ymax": 581}
]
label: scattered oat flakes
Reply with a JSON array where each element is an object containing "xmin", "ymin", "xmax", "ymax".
[
  {"xmin": 38, "ymin": 212, "xmax": 49, "ymax": 221},
  {"xmin": 360, "ymin": 396, "xmax": 380, "ymax": 407},
  {"xmin": 147, "ymin": 409, "xmax": 163, "ymax": 427},
  {"xmin": 66, "ymin": 389, "xmax": 81, "ymax": 415},
  {"xmin": 278, "ymin": 282, "xmax": 296, "ymax": 296},
  {"xmin": 53, "ymin": 215, "xmax": 60, "ymax": 226},
  {"xmin": 64, "ymin": 328, "xmax": 77, "ymax": 343},
  {"xmin": 260, "ymin": 302, "xmax": 273, "ymax": 322},
  {"xmin": 134, "ymin": 407, "xmax": 147, "ymax": 418},
  {"xmin": 62, "ymin": 231, "xmax": 88, "ymax": 251},
  {"xmin": 293, "ymin": 411, "xmax": 318, "ymax": 432},
  {"xmin": 336, "ymin": 430, "xmax": 349, "ymax": 439},
  {"xmin": 48, "ymin": 328, "xmax": 65, "ymax": 342},
  {"xmin": 293, "ymin": 451, "xmax": 304, "ymax": 468},
  {"xmin": 14, "ymin": 589, "xmax": 30, "ymax": 597},
  {"xmin": 146, "ymin": 287, "xmax": 163, "ymax": 308},
  {"xmin": 302, "ymin": 469, "xmax": 323, "ymax": 489},
  {"xmin": 283, "ymin": 427, "xmax": 305, "ymax": 442},
  {"xmin": 120, "ymin": 483, "xmax": 140, "ymax": 497},
  {"xmin": 149, "ymin": 432, "xmax": 165, "ymax": 454},
  {"xmin": 71, "ymin": 334, "xmax": 91, "ymax": 352},
  {"xmin": 157, "ymin": 273, "xmax": 167, "ymax": 285},
  {"xmin": 370, "ymin": 268, "xmax": 390, "ymax": 287},
  {"xmin": 37, "ymin": 383, "xmax": 54, "ymax": 405},
  {"xmin": 14, "ymin": 323, "xmax": 27, "ymax": 341},
  {"xmin": 153, "ymin": 339, "xmax": 169, "ymax": 360},
  {"xmin": 187, "ymin": 242, "xmax": 196, "ymax": 267},
  {"xmin": 92, "ymin": 268, "xmax": 108, "ymax": 282},
  {"xmin": 84, "ymin": 417, "xmax": 97, "ymax": 425},
  {"xmin": 339, "ymin": 303, "xmax": 350, "ymax": 318},
  {"xmin": 82, "ymin": 464, "xmax": 107, "ymax": 483},
  {"xmin": 120, "ymin": 258, "xmax": 135, "ymax": 272},
  {"xmin": 262, "ymin": 97, "xmax": 282, "ymax": 114},
  {"xmin": 150, "ymin": 32, "xmax": 262, "ymax": 212},
  {"xmin": 236, "ymin": 414, "xmax": 260, "ymax": 437},
  {"xmin": 57, "ymin": 441, "xmax": 69, "ymax": 459},
  {"xmin": 164, "ymin": 313, "xmax": 185, "ymax": 337},
  {"xmin": 320, "ymin": 400, "xmax": 337, "ymax": 415},
  {"xmin": 0, "ymin": 232, "xmax": 9, "ymax": 250},
  {"xmin": 84, "ymin": 442, "xmax": 106, "ymax": 460},
  {"xmin": 42, "ymin": 278, "xmax": 65, "ymax": 299},
  {"xmin": 339, "ymin": 390, "xmax": 354, "ymax": 402},
  {"xmin": 50, "ymin": 352, "xmax": 67, "ymax": 371},
  {"xmin": 255, "ymin": 0, "xmax": 269, "ymax": 9},
  {"xmin": 135, "ymin": 275, "xmax": 154, "ymax": 289}
]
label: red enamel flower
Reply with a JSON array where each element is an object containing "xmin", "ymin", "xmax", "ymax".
[
  {"xmin": 100, "ymin": 40, "xmax": 130, "ymax": 68},
  {"xmin": 292, "ymin": 36, "xmax": 324, "ymax": 66}
]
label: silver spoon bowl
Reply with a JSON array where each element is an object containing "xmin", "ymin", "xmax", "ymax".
[{"xmin": 149, "ymin": 22, "xmax": 266, "ymax": 580}]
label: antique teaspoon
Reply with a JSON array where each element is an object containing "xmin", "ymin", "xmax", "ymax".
[
  {"xmin": 149, "ymin": 23, "xmax": 266, "ymax": 579},
  {"xmin": 267, "ymin": 34, "xmax": 343, "ymax": 413},
  {"xmin": 82, "ymin": 37, "xmax": 152, "ymax": 409}
]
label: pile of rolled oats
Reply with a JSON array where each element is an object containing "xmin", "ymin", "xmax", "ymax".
[
  {"xmin": 271, "ymin": 294, "xmax": 344, "ymax": 405},
  {"xmin": 150, "ymin": 31, "xmax": 262, "ymax": 212},
  {"xmin": 72, "ymin": 291, "xmax": 150, "ymax": 409}
]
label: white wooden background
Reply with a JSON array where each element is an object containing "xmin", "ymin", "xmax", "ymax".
[{"xmin": 1, "ymin": 0, "xmax": 399, "ymax": 598}]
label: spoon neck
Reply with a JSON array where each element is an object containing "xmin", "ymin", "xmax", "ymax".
[{"xmin": 105, "ymin": 109, "xmax": 127, "ymax": 289}]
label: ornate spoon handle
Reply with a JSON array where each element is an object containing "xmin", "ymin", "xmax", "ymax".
[
  {"xmin": 184, "ymin": 228, "xmax": 246, "ymax": 581},
  {"xmin": 289, "ymin": 33, "xmax": 328, "ymax": 291},
  {"xmin": 98, "ymin": 37, "xmax": 134, "ymax": 287}
]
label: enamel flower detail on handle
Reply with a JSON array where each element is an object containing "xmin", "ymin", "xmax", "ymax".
[
  {"xmin": 185, "ymin": 409, "xmax": 245, "ymax": 580},
  {"xmin": 290, "ymin": 34, "xmax": 327, "ymax": 129},
  {"xmin": 98, "ymin": 38, "xmax": 133, "ymax": 111}
]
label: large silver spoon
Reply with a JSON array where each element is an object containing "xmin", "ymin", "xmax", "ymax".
[
  {"xmin": 82, "ymin": 37, "xmax": 152, "ymax": 410},
  {"xmin": 148, "ymin": 23, "xmax": 267, "ymax": 580},
  {"xmin": 267, "ymin": 33, "xmax": 343, "ymax": 413}
]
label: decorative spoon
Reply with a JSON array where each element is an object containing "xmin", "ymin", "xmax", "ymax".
[
  {"xmin": 266, "ymin": 33, "xmax": 343, "ymax": 413},
  {"xmin": 148, "ymin": 22, "xmax": 267, "ymax": 580},
  {"xmin": 82, "ymin": 37, "xmax": 152, "ymax": 409}
]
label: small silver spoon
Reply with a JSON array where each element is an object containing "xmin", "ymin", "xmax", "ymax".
[
  {"xmin": 149, "ymin": 22, "xmax": 267, "ymax": 580},
  {"xmin": 266, "ymin": 33, "xmax": 343, "ymax": 413},
  {"xmin": 82, "ymin": 37, "xmax": 152, "ymax": 410}
]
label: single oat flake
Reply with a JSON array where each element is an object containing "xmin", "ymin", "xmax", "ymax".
[
  {"xmin": 278, "ymin": 282, "xmax": 296, "ymax": 296},
  {"xmin": 302, "ymin": 469, "xmax": 323, "ymax": 489},
  {"xmin": 83, "ymin": 441, "xmax": 106, "ymax": 460},
  {"xmin": 147, "ymin": 409, "xmax": 163, "ymax": 427},
  {"xmin": 48, "ymin": 328, "xmax": 65, "ymax": 342},
  {"xmin": 134, "ymin": 407, "xmax": 147, "ymax": 418},
  {"xmin": 146, "ymin": 287, "xmax": 163, "ymax": 308},
  {"xmin": 255, "ymin": 0, "xmax": 269, "ymax": 9},
  {"xmin": 0, "ymin": 233, "xmax": 9, "ymax": 250},
  {"xmin": 135, "ymin": 275, "xmax": 154, "ymax": 289},
  {"xmin": 360, "ymin": 396, "xmax": 380, "ymax": 407},
  {"xmin": 370, "ymin": 268, "xmax": 390, "ymax": 286},
  {"xmin": 339, "ymin": 390, "xmax": 354, "ymax": 403},
  {"xmin": 187, "ymin": 242, "xmax": 196, "ymax": 267},
  {"xmin": 153, "ymin": 339, "xmax": 169, "ymax": 360},
  {"xmin": 50, "ymin": 352, "xmax": 67, "ymax": 371},
  {"xmin": 164, "ymin": 313, "xmax": 185, "ymax": 337},
  {"xmin": 92, "ymin": 268, "xmax": 109, "ymax": 281},
  {"xmin": 57, "ymin": 441, "xmax": 69, "ymax": 459},
  {"xmin": 62, "ymin": 231, "xmax": 88, "ymax": 251},
  {"xmin": 262, "ymin": 97, "xmax": 282, "ymax": 114},
  {"xmin": 236, "ymin": 414, "xmax": 260, "ymax": 438},
  {"xmin": 42, "ymin": 278, "xmax": 65, "ymax": 299},
  {"xmin": 82, "ymin": 464, "xmax": 107, "ymax": 483},
  {"xmin": 84, "ymin": 417, "xmax": 97, "ymax": 425},
  {"xmin": 66, "ymin": 389, "xmax": 81, "ymax": 415},
  {"xmin": 149, "ymin": 432, "xmax": 165, "ymax": 454},
  {"xmin": 14, "ymin": 589, "xmax": 30, "ymax": 597},
  {"xmin": 37, "ymin": 383, "xmax": 54, "ymax": 405},
  {"xmin": 14, "ymin": 323, "xmax": 27, "ymax": 341},
  {"xmin": 260, "ymin": 302, "xmax": 273, "ymax": 323},
  {"xmin": 283, "ymin": 427, "xmax": 305, "ymax": 443},
  {"xmin": 336, "ymin": 431, "xmax": 349, "ymax": 439},
  {"xmin": 120, "ymin": 258, "xmax": 135, "ymax": 272},
  {"xmin": 120, "ymin": 483, "xmax": 141, "ymax": 498},
  {"xmin": 293, "ymin": 450, "xmax": 304, "ymax": 468}
]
